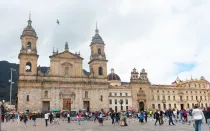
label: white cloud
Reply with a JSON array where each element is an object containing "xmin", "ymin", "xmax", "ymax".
[{"xmin": 1, "ymin": 0, "xmax": 210, "ymax": 84}]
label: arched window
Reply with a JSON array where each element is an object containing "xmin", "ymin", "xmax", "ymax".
[
  {"xmin": 27, "ymin": 41, "xmax": 31, "ymax": 49},
  {"xmin": 26, "ymin": 95, "xmax": 29, "ymax": 101},
  {"xmin": 98, "ymin": 67, "xmax": 103, "ymax": 75},
  {"xmin": 44, "ymin": 90, "xmax": 48, "ymax": 98},
  {"xmin": 26, "ymin": 62, "xmax": 32, "ymax": 72},
  {"xmin": 98, "ymin": 48, "xmax": 101, "ymax": 54},
  {"xmin": 85, "ymin": 91, "xmax": 88, "ymax": 98}
]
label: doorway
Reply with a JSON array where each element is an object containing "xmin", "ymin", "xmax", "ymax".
[
  {"xmin": 42, "ymin": 101, "xmax": 50, "ymax": 111},
  {"xmin": 139, "ymin": 102, "xmax": 144, "ymax": 111},
  {"xmin": 63, "ymin": 99, "xmax": 72, "ymax": 111},
  {"xmin": 180, "ymin": 104, "xmax": 184, "ymax": 110},
  {"xmin": 83, "ymin": 101, "xmax": 90, "ymax": 112}
]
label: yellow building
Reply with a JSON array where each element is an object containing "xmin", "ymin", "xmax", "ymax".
[{"xmin": 17, "ymin": 16, "xmax": 210, "ymax": 112}]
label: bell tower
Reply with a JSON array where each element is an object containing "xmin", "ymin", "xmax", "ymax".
[
  {"xmin": 18, "ymin": 14, "xmax": 38, "ymax": 76},
  {"xmin": 88, "ymin": 24, "xmax": 108, "ymax": 78}
]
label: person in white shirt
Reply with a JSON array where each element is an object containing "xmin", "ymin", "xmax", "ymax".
[
  {"xmin": 45, "ymin": 113, "xmax": 49, "ymax": 126},
  {"xmin": 192, "ymin": 104, "xmax": 205, "ymax": 131},
  {"xmin": 67, "ymin": 113, "xmax": 70, "ymax": 123}
]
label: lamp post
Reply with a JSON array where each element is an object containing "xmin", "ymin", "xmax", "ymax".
[
  {"xmin": 118, "ymin": 99, "xmax": 123, "ymax": 111},
  {"xmin": 9, "ymin": 68, "xmax": 16, "ymax": 106},
  {"xmin": 162, "ymin": 100, "xmax": 166, "ymax": 110}
]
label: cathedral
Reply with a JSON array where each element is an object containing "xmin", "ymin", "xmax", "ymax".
[{"xmin": 17, "ymin": 16, "xmax": 210, "ymax": 112}]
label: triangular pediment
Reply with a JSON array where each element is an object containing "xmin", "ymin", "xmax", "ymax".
[{"xmin": 50, "ymin": 51, "xmax": 83, "ymax": 60}]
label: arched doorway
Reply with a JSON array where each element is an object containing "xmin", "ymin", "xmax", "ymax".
[
  {"xmin": 139, "ymin": 101, "xmax": 144, "ymax": 111},
  {"xmin": 137, "ymin": 88, "xmax": 146, "ymax": 112}
]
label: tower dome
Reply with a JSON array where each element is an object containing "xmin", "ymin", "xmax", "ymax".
[
  {"xmin": 21, "ymin": 14, "xmax": 37, "ymax": 39},
  {"xmin": 107, "ymin": 69, "xmax": 121, "ymax": 81}
]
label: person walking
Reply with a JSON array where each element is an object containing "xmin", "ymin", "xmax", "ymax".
[
  {"xmin": 67, "ymin": 113, "xmax": 70, "ymax": 123},
  {"xmin": 192, "ymin": 104, "xmax": 205, "ymax": 131},
  {"xmin": 45, "ymin": 113, "xmax": 49, "ymax": 126},
  {"xmin": 16, "ymin": 114, "xmax": 20, "ymax": 124},
  {"xmin": 160, "ymin": 110, "xmax": 164, "ymax": 125},
  {"xmin": 139, "ymin": 112, "xmax": 144, "ymax": 124},
  {"xmin": 154, "ymin": 110, "xmax": 160, "ymax": 126},
  {"xmin": 49, "ymin": 112, "xmax": 53, "ymax": 124},
  {"xmin": 205, "ymin": 107, "xmax": 210, "ymax": 131},
  {"xmin": 77, "ymin": 113, "xmax": 81, "ymax": 125},
  {"xmin": 144, "ymin": 111, "xmax": 148, "ymax": 123},
  {"xmin": 31, "ymin": 113, "xmax": 37, "ymax": 126},
  {"xmin": 110, "ymin": 111, "xmax": 115, "ymax": 125},
  {"xmin": 23, "ymin": 115, "xmax": 28, "ymax": 127},
  {"xmin": 168, "ymin": 108, "xmax": 175, "ymax": 126}
]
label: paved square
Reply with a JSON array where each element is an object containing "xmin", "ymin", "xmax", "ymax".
[{"xmin": 1, "ymin": 118, "xmax": 209, "ymax": 131}]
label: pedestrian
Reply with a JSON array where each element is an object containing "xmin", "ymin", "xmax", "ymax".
[
  {"xmin": 99, "ymin": 112, "xmax": 103, "ymax": 126},
  {"xmin": 149, "ymin": 110, "xmax": 152, "ymax": 117},
  {"xmin": 160, "ymin": 110, "xmax": 164, "ymax": 125},
  {"xmin": 144, "ymin": 111, "xmax": 148, "ymax": 123},
  {"xmin": 110, "ymin": 110, "xmax": 115, "ymax": 125},
  {"xmin": 23, "ymin": 115, "xmax": 28, "ymax": 127},
  {"xmin": 205, "ymin": 107, "xmax": 210, "ymax": 131},
  {"xmin": 16, "ymin": 114, "xmax": 20, "ymax": 124},
  {"xmin": 192, "ymin": 104, "xmax": 205, "ymax": 131},
  {"xmin": 77, "ymin": 113, "xmax": 81, "ymax": 125},
  {"xmin": 45, "ymin": 113, "xmax": 49, "ymax": 126},
  {"xmin": 49, "ymin": 112, "xmax": 53, "ymax": 124},
  {"xmin": 139, "ymin": 112, "xmax": 144, "ymax": 124},
  {"xmin": 154, "ymin": 110, "xmax": 160, "ymax": 126},
  {"xmin": 168, "ymin": 108, "xmax": 175, "ymax": 126},
  {"xmin": 31, "ymin": 113, "xmax": 36, "ymax": 126},
  {"xmin": 67, "ymin": 113, "xmax": 70, "ymax": 123}
]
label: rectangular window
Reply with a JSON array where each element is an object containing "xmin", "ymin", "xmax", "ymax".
[
  {"xmin": 115, "ymin": 99, "xmax": 117, "ymax": 104},
  {"xmin": 26, "ymin": 95, "xmax": 29, "ymax": 102},
  {"xmin": 126, "ymin": 106, "xmax": 128, "ymax": 110},
  {"xmin": 152, "ymin": 104, "xmax": 155, "ymax": 109},
  {"xmin": 115, "ymin": 106, "xmax": 117, "ymax": 112},
  {"xmin": 158, "ymin": 104, "xmax": 160, "ymax": 109},
  {"xmin": 121, "ymin": 106, "xmax": 123, "ymax": 110},
  {"xmin": 196, "ymin": 96, "xmax": 198, "ymax": 100},
  {"xmin": 125, "ymin": 93, "xmax": 128, "ymax": 96},
  {"xmin": 168, "ymin": 96, "xmax": 170, "ymax": 100},
  {"xmin": 191, "ymin": 96, "xmax": 193, "ymax": 100},
  {"xmin": 200, "ymin": 96, "xmax": 202, "ymax": 100},
  {"xmin": 115, "ymin": 93, "xmax": 117, "ymax": 96},
  {"xmin": 186, "ymin": 96, "xmax": 188, "ymax": 100},
  {"xmin": 201, "ymin": 103, "xmax": 203, "ymax": 108},
  {"xmin": 169, "ymin": 104, "xmax": 171, "ymax": 108},
  {"xmin": 205, "ymin": 96, "xmax": 207, "ymax": 100},
  {"xmin": 174, "ymin": 104, "xmax": 176, "ymax": 108},
  {"xmin": 126, "ymin": 99, "xmax": 128, "ymax": 104},
  {"xmin": 206, "ymin": 103, "xmax": 208, "ymax": 107},
  {"xmin": 109, "ymin": 99, "xmax": 112, "ymax": 104},
  {"xmin": 152, "ymin": 96, "xmax": 154, "ymax": 100},
  {"xmin": 180, "ymin": 96, "xmax": 183, "ymax": 101},
  {"xmin": 187, "ymin": 103, "xmax": 189, "ymax": 108},
  {"xmin": 120, "ymin": 93, "xmax": 122, "ymax": 96},
  {"xmin": 192, "ymin": 103, "xmax": 194, "ymax": 108},
  {"xmin": 109, "ymin": 93, "xmax": 112, "ymax": 96},
  {"xmin": 173, "ymin": 96, "xmax": 175, "ymax": 100},
  {"xmin": 163, "ymin": 96, "xmax": 165, "ymax": 100},
  {"xmin": 158, "ymin": 96, "xmax": 160, "ymax": 100}
]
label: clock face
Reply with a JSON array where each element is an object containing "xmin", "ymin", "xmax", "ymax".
[{"xmin": 27, "ymin": 49, "xmax": 31, "ymax": 54}]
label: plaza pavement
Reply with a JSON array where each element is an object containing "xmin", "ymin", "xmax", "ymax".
[{"xmin": 1, "ymin": 118, "xmax": 209, "ymax": 131}]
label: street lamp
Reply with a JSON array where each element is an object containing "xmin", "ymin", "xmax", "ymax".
[
  {"xmin": 9, "ymin": 68, "xmax": 16, "ymax": 106},
  {"xmin": 118, "ymin": 99, "xmax": 123, "ymax": 111},
  {"xmin": 162, "ymin": 100, "xmax": 166, "ymax": 109}
]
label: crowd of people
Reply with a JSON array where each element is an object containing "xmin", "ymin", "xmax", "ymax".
[{"xmin": 1, "ymin": 105, "xmax": 210, "ymax": 131}]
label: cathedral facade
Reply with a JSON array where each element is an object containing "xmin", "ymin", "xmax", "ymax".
[{"xmin": 17, "ymin": 16, "xmax": 210, "ymax": 112}]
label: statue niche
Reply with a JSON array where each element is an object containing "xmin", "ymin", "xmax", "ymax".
[{"xmin": 61, "ymin": 62, "xmax": 73, "ymax": 76}]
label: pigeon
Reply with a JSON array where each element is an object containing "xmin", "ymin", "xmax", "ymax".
[{"xmin": 56, "ymin": 19, "xmax": 59, "ymax": 25}]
